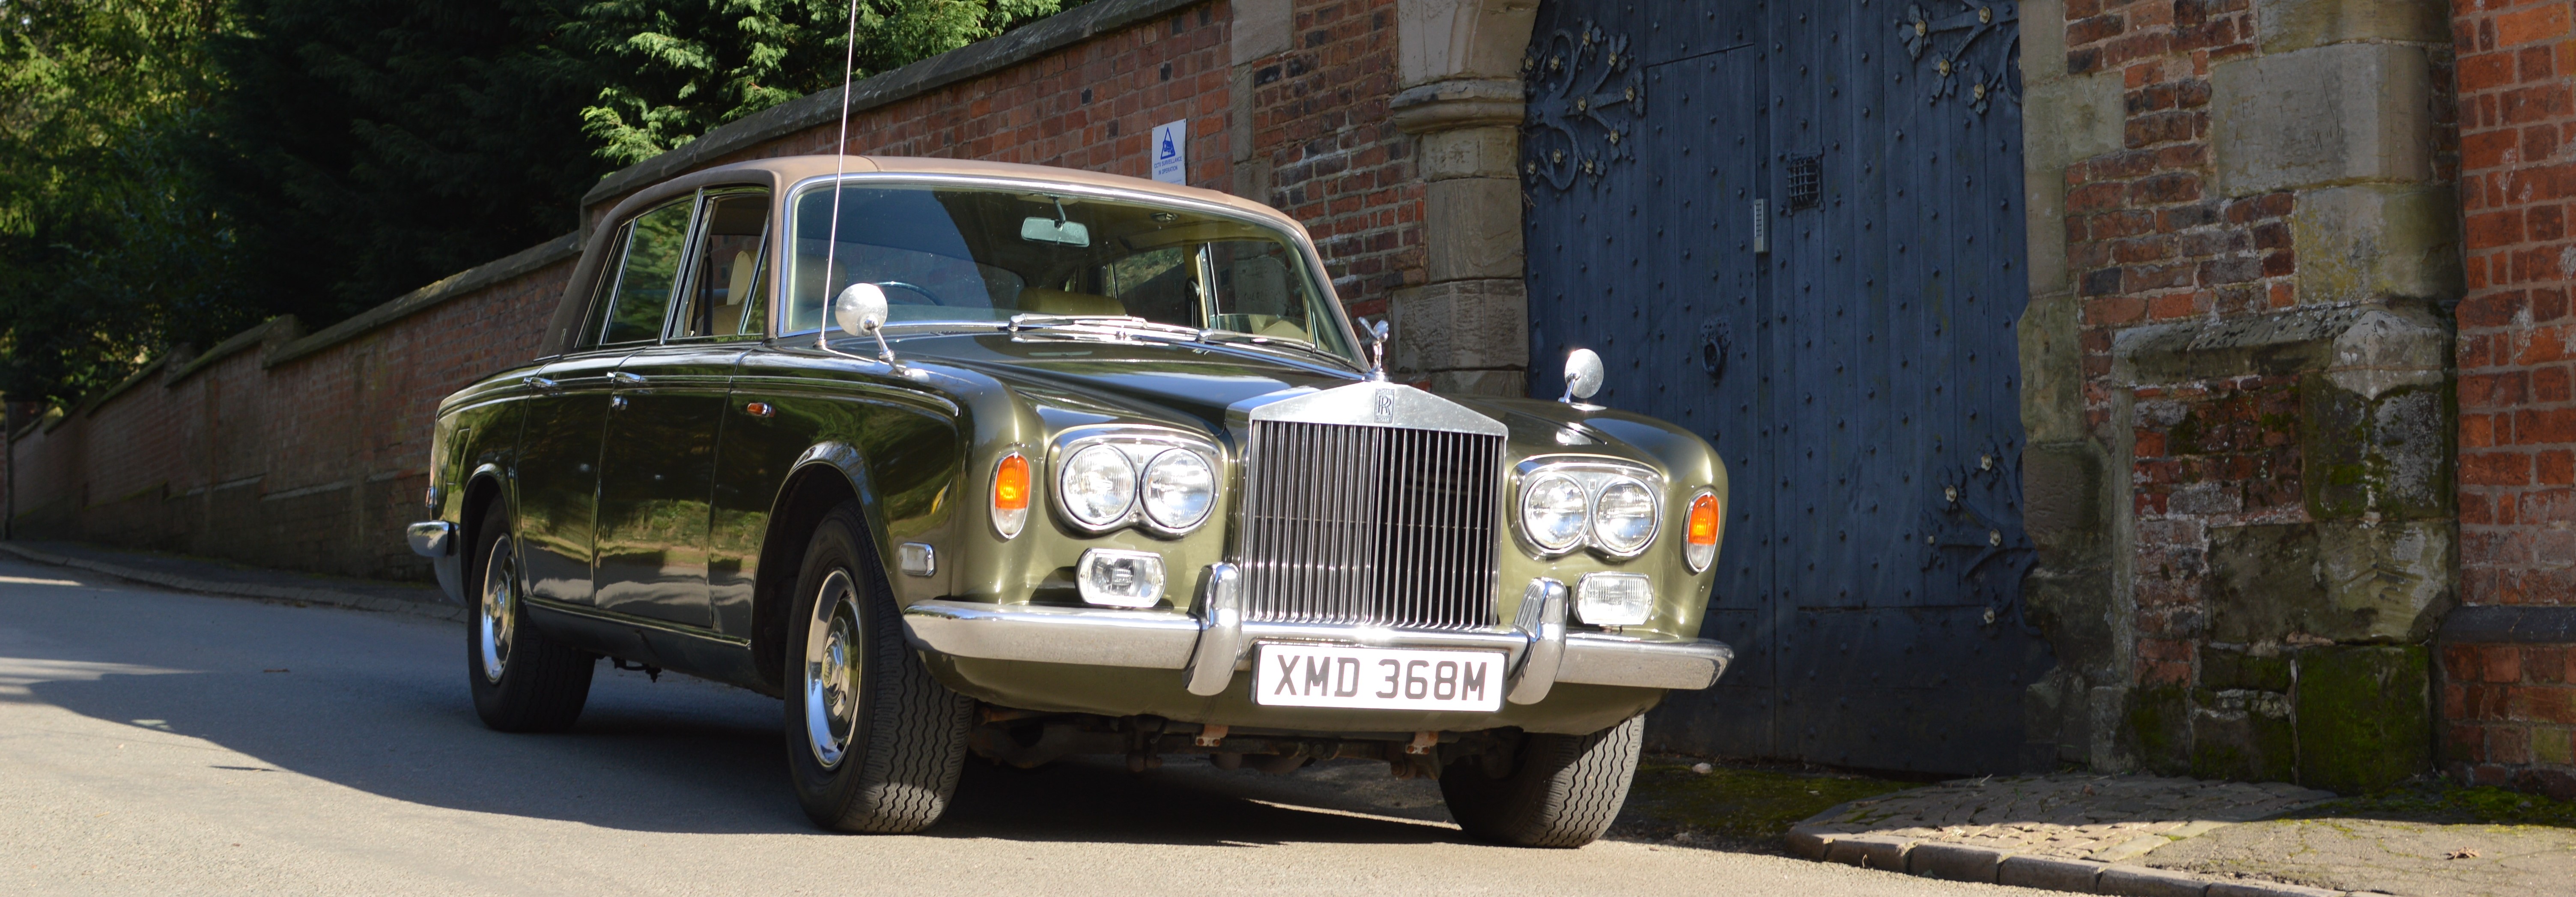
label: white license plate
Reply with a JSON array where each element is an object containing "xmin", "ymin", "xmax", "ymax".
[{"xmin": 1253, "ymin": 644, "xmax": 1506, "ymax": 712}]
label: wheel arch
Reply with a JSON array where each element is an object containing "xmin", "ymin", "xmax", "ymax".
[
  {"xmin": 457, "ymin": 464, "xmax": 512, "ymax": 589},
  {"xmin": 751, "ymin": 443, "xmax": 891, "ymax": 692}
]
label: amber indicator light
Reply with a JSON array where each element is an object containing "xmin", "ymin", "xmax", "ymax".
[
  {"xmin": 1687, "ymin": 494, "xmax": 1721, "ymax": 545},
  {"xmin": 993, "ymin": 454, "xmax": 1031, "ymax": 511}
]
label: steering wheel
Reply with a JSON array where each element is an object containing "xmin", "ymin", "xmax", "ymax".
[{"xmin": 874, "ymin": 280, "xmax": 944, "ymax": 307}]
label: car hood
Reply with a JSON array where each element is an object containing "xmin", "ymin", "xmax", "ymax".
[{"xmin": 892, "ymin": 331, "xmax": 1712, "ymax": 476}]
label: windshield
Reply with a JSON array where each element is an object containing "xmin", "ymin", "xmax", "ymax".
[{"xmin": 784, "ymin": 181, "xmax": 1358, "ymax": 361}]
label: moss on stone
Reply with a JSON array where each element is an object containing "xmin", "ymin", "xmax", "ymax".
[
  {"xmin": 1615, "ymin": 759, "xmax": 1919, "ymax": 848},
  {"xmin": 2129, "ymin": 682, "xmax": 2197, "ymax": 776},
  {"xmin": 2294, "ymin": 645, "xmax": 2433, "ymax": 794}
]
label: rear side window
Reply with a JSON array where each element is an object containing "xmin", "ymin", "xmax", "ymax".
[
  {"xmin": 599, "ymin": 199, "xmax": 695, "ymax": 345},
  {"xmin": 674, "ymin": 191, "xmax": 770, "ymax": 339}
]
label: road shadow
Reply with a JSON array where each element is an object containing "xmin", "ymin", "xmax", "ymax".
[{"xmin": 25, "ymin": 663, "xmax": 1461, "ymax": 846}]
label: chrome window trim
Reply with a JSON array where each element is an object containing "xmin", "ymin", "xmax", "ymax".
[
  {"xmin": 1511, "ymin": 456, "xmax": 1665, "ymax": 560},
  {"xmin": 1046, "ymin": 425, "xmax": 1224, "ymax": 538},
  {"xmin": 771, "ymin": 171, "xmax": 1362, "ymax": 362}
]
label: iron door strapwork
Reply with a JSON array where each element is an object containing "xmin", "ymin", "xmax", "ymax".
[{"xmin": 1523, "ymin": 0, "xmax": 2054, "ymax": 774}]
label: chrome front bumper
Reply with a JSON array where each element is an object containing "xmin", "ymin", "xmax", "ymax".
[
  {"xmin": 900, "ymin": 565, "xmax": 1733, "ymax": 704},
  {"xmin": 406, "ymin": 521, "xmax": 466, "ymax": 604}
]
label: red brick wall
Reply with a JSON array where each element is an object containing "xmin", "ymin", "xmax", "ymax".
[
  {"xmin": 2446, "ymin": 0, "xmax": 2576, "ymax": 795},
  {"xmin": 1240, "ymin": 0, "xmax": 1419, "ymax": 317},
  {"xmin": 3, "ymin": 261, "xmax": 568, "ymax": 579}
]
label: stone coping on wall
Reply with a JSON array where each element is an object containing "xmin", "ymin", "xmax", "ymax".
[
  {"xmin": 263, "ymin": 232, "xmax": 581, "ymax": 369},
  {"xmin": 161, "ymin": 314, "xmax": 305, "ymax": 387},
  {"xmin": 578, "ymin": 0, "xmax": 1210, "ymax": 210}
]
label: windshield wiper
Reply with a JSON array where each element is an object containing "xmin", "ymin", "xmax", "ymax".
[
  {"xmin": 1002, "ymin": 314, "xmax": 1363, "ymax": 371},
  {"xmin": 1196, "ymin": 330, "xmax": 1362, "ymax": 371}
]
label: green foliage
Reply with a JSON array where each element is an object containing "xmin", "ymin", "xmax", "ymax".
[
  {"xmin": 0, "ymin": 0, "xmax": 247, "ymax": 405},
  {"xmin": 567, "ymin": 0, "xmax": 1064, "ymax": 165},
  {"xmin": 0, "ymin": 0, "xmax": 1068, "ymax": 407}
]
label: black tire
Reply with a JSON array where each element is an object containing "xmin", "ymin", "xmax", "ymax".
[
  {"xmin": 466, "ymin": 501, "xmax": 596, "ymax": 732},
  {"xmin": 1438, "ymin": 715, "xmax": 1644, "ymax": 847},
  {"xmin": 783, "ymin": 502, "xmax": 973, "ymax": 833}
]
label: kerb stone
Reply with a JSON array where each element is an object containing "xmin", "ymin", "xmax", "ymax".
[
  {"xmin": 1909, "ymin": 842, "xmax": 2012, "ymax": 883},
  {"xmin": 1999, "ymin": 855, "xmax": 2112, "ymax": 891},
  {"xmin": 2206, "ymin": 881, "xmax": 2344, "ymax": 897},
  {"xmin": 1822, "ymin": 834, "xmax": 1914, "ymax": 873},
  {"xmin": 2099, "ymin": 864, "xmax": 2215, "ymax": 897}
]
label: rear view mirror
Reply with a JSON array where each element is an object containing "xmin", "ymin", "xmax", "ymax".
[{"xmin": 1020, "ymin": 216, "xmax": 1091, "ymax": 247}]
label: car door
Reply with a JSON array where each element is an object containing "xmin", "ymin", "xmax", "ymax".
[
  {"xmin": 592, "ymin": 188, "xmax": 769, "ymax": 629},
  {"xmin": 518, "ymin": 197, "xmax": 696, "ymax": 609}
]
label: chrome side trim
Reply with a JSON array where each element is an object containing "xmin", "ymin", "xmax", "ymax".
[
  {"xmin": 1184, "ymin": 562, "xmax": 1244, "ymax": 696},
  {"xmin": 1558, "ymin": 632, "xmax": 1734, "ymax": 691},
  {"xmin": 407, "ymin": 521, "xmax": 455, "ymax": 558},
  {"xmin": 1508, "ymin": 578, "xmax": 1570, "ymax": 705}
]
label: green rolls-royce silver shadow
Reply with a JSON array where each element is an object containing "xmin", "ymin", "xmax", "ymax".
[{"xmin": 405, "ymin": 155, "xmax": 1732, "ymax": 846}]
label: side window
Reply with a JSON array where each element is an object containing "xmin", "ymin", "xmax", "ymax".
[
  {"xmin": 674, "ymin": 191, "xmax": 770, "ymax": 339},
  {"xmin": 599, "ymin": 199, "xmax": 695, "ymax": 345},
  {"xmin": 572, "ymin": 221, "xmax": 634, "ymax": 351}
]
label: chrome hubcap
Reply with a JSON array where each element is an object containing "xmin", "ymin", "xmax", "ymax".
[
  {"xmin": 479, "ymin": 535, "xmax": 519, "ymax": 684},
  {"xmin": 802, "ymin": 570, "xmax": 861, "ymax": 769}
]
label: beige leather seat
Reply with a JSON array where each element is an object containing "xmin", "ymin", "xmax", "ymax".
[{"xmin": 1015, "ymin": 287, "xmax": 1125, "ymax": 316}]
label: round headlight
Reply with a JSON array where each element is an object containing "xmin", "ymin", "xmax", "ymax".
[
  {"xmin": 1140, "ymin": 449, "xmax": 1215, "ymax": 531},
  {"xmin": 1058, "ymin": 444, "xmax": 1136, "ymax": 528},
  {"xmin": 1520, "ymin": 474, "xmax": 1588, "ymax": 552},
  {"xmin": 1592, "ymin": 478, "xmax": 1658, "ymax": 553}
]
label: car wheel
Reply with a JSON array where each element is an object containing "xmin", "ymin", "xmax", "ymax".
[
  {"xmin": 1437, "ymin": 714, "xmax": 1644, "ymax": 847},
  {"xmin": 466, "ymin": 501, "xmax": 596, "ymax": 732},
  {"xmin": 784, "ymin": 501, "xmax": 973, "ymax": 833}
]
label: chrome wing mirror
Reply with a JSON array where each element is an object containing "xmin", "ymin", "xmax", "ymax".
[
  {"xmin": 1561, "ymin": 347, "xmax": 1604, "ymax": 404},
  {"xmin": 833, "ymin": 282, "xmax": 897, "ymax": 366}
]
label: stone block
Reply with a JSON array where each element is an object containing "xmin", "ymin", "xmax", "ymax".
[
  {"xmin": 2255, "ymin": 0, "xmax": 2452, "ymax": 53},
  {"xmin": 2203, "ymin": 647, "xmax": 2294, "ymax": 693},
  {"xmin": 2190, "ymin": 688, "xmax": 2298, "ymax": 784},
  {"xmin": 2024, "ymin": 68, "xmax": 2126, "ymax": 293},
  {"xmin": 2020, "ymin": 0, "xmax": 2068, "ymax": 87},
  {"xmin": 1909, "ymin": 842, "xmax": 2012, "ymax": 883},
  {"xmin": 1998, "ymin": 854, "xmax": 2111, "ymax": 891},
  {"xmin": 1822, "ymin": 834, "xmax": 1913, "ymax": 872},
  {"xmin": 2291, "ymin": 185, "xmax": 2463, "ymax": 308},
  {"xmin": 1418, "ymin": 126, "xmax": 1519, "ymax": 181},
  {"xmin": 2212, "ymin": 43, "xmax": 2433, "ymax": 194},
  {"xmin": 1388, "ymin": 278, "xmax": 1529, "ymax": 374},
  {"xmin": 1422, "ymin": 177, "xmax": 1524, "ymax": 281},
  {"xmin": 2018, "ymin": 291, "xmax": 2088, "ymax": 443},
  {"xmin": 2022, "ymin": 440, "xmax": 2105, "ymax": 553},
  {"xmin": 1230, "ymin": 0, "xmax": 1292, "ymax": 63},
  {"xmin": 2129, "ymin": 683, "xmax": 2197, "ymax": 776},
  {"xmin": 2206, "ymin": 520, "xmax": 2454, "ymax": 644},
  {"xmin": 2208, "ymin": 881, "xmax": 2343, "ymax": 897},
  {"xmin": 2295, "ymin": 644, "xmax": 2433, "ymax": 794},
  {"xmin": 2302, "ymin": 382, "xmax": 2452, "ymax": 520},
  {"xmin": 1397, "ymin": 0, "xmax": 1539, "ymax": 85},
  {"xmin": 2099, "ymin": 864, "xmax": 2213, "ymax": 897}
]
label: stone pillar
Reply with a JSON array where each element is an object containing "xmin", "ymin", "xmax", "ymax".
[
  {"xmin": 2014, "ymin": 0, "xmax": 2135, "ymax": 773},
  {"xmin": 1385, "ymin": 0, "xmax": 1537, "ymax": 396},
  {"xmin": 1227, "ymin": 0, "xmax": 1291, "ymax": 202}
]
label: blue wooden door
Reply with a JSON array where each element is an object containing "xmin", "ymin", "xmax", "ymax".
[{"xmin": 1523, "ymin": 0, "xmax": 2054, "ymax": 774}]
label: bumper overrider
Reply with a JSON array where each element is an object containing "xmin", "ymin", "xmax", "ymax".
[{"xmin": 900, "ymin": 562, "xmax": 1732, "ymax": 703}]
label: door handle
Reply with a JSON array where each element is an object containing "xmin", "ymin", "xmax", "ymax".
[
  {"xmin": 609, "ymin": 395, "xmax": 629, "ymax": 411},
  {"xmin": 521, "ymin": 375, "xmax": 561, "ymax": 393},
  {"xmin": 606, "ymin": 371, "xmax": 646, "ymax": 385}
]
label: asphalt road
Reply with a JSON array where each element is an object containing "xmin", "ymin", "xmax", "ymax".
[{"xmin": 0, "ymin": 556, "xmax": 2050, "ymax": 896}]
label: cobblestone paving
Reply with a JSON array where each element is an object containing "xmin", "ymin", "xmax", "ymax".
[{"xmin": 1794, "ymin": 774, "xmax": 2338, "ymax": 863}]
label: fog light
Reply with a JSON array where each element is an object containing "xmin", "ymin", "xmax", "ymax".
[
  {"xmin": 1575, "ymin": 572, "xmax": 1652, "ymax": 626},
  {"xmin": 1076, "ymin": 549, "xmax": 1166, "ymax": 608}
]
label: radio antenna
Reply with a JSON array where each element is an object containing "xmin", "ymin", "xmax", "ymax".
[{"xmin": 817, "ymin": 0, "xmax": 862, "ymax": 351}]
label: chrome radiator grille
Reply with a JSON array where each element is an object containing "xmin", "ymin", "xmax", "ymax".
[{"xmin": 1234, "ymin": 421, "xmax": 1503, "ymax": 631}]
